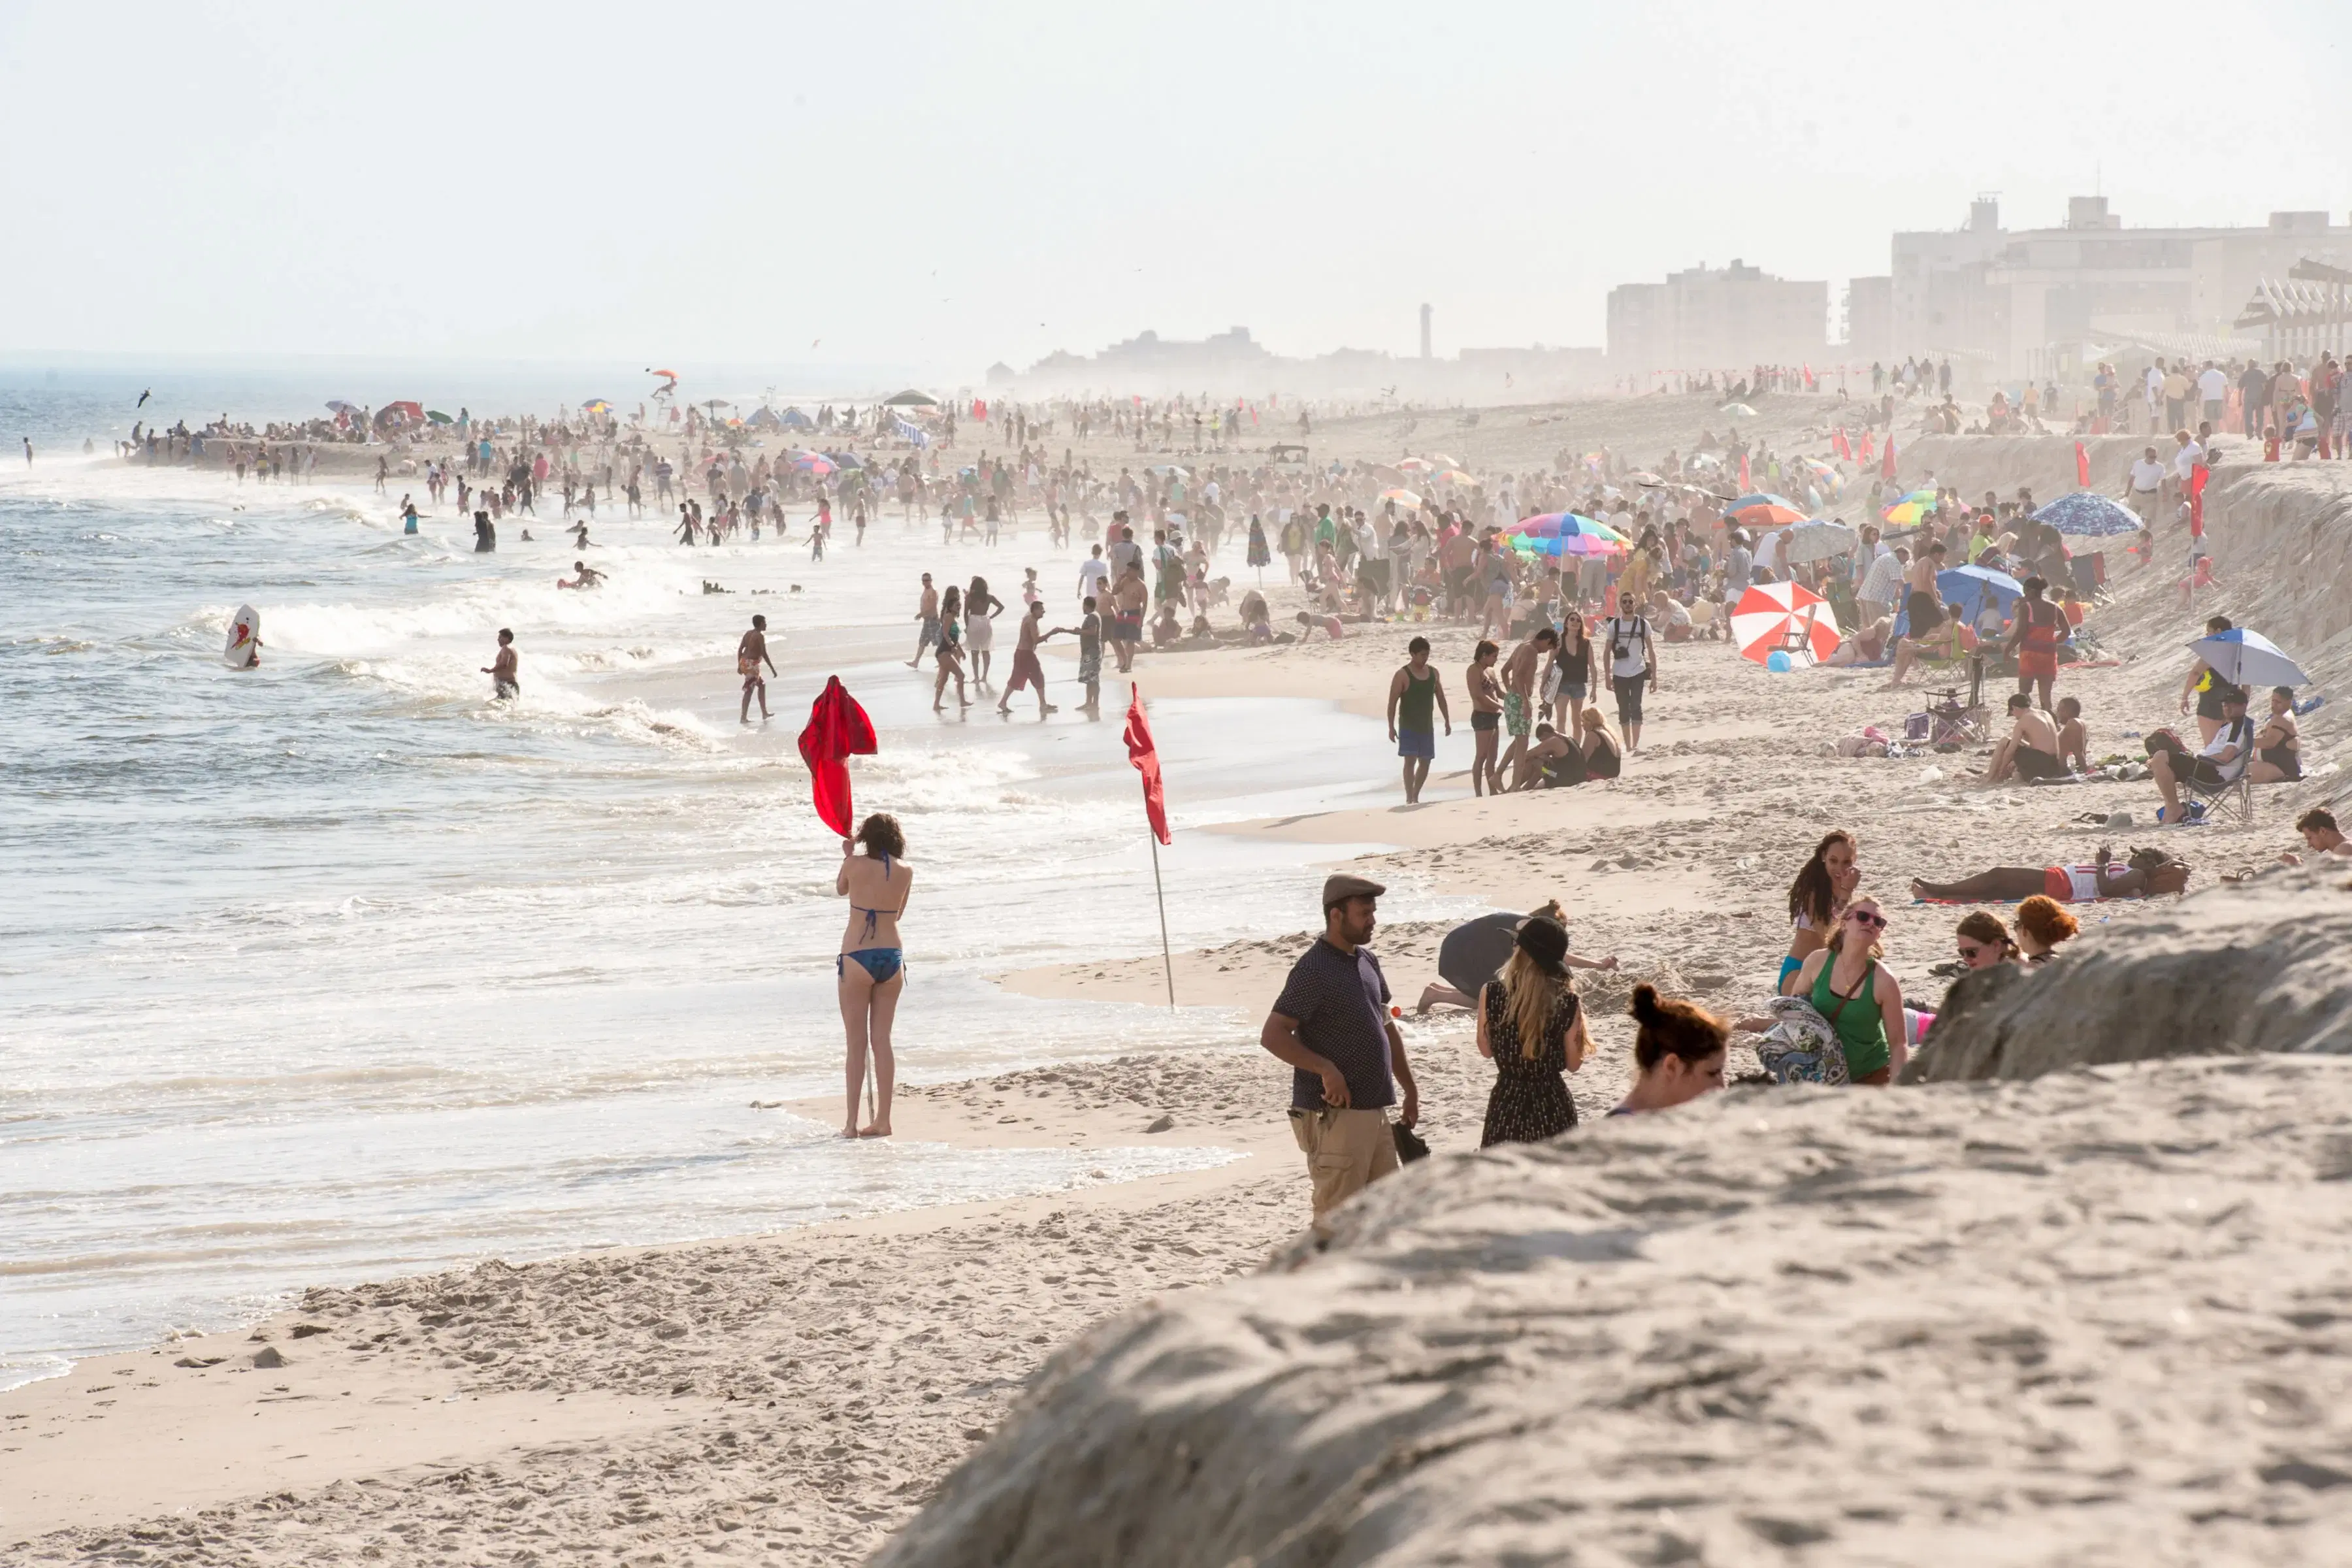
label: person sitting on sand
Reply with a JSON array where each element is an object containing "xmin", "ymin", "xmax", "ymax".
[
  {"xmin": 2279, "ymin": 806, "xmax": 2352, "ymax": 866},
  {"xmin": 1782, "ymin": 830, "xmax": 1859, "ymax": 990},
  {"xmin": 1781, "ymin": 893, "xmax": 1906, "ymax": 1085},
  {"xmin": 1475, "ymin": 916, "xmax": 1590, "ymax": 1147},
  {"xmin": 2012, "ymin": 894, "xmax": 2077, "ymax": 964},
  {"xmin": 1952, "ymin": 909, "xmax": 2017, "ymax": 974},
  {"xmin": 2055, "ymin": 695, "xmax": 2089, "ymax": 773},
  {"xmin": 1575, "ymin": 708, "xmax": 1622, "ymax": 780},
  {"xmin": 1151, "ymin": 600, "xmax": 1182, "ymax": 647},
  {"xmin": 1909, "ymin": 844, "xmax": 2191, "ymax": 904},
  {"xmin": 2249, "ymin": 685, "xmax": 2302, "ymax": 783},
  {"xmin": 1609, "ymin": 985, "xmax": 1729, "ymax": 1115},
  {"xmin": 1984, "ymin": 694, "xmax": 2067, "ymax": 783},
  {"xmin": 1515, "ymin": 722, "xmax": 1580, "ymax": 790},
  {"xmin": 1238, "ymin": 588, "xmax": 1273, "ymax": 644}
]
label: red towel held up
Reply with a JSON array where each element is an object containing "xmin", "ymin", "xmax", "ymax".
[{"xmin": 797, "ymin": 676, "xmax": 877, "ymax": 836}]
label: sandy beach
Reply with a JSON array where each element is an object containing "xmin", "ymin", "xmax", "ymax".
[{"xmin": 10, "ymin": 385, "xmax": 2348, "ymax": 1566}]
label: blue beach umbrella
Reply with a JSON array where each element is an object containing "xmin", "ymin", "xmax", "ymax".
[
  {"xmin": 1936, "ymin": 564, "xmax": 2023, "ymax": 622},
  {"xmin": 2189, "ymin": 628, "xmax": 2310, "ymax": 689},
  {"xmin": 2034, "ymin": 492, "xmax": 2140, "ymax": 537}
]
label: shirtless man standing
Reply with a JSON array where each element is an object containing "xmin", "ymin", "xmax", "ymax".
[
  {"xmin": 906, "ymin": 573, "xmax": 939, "ymax": 668},
  {"xmin": 483, "ymin": 629, "xmax": 519, "ymax": 700},
  {"xmin": 739, "ymin": 614, "xmax": 777, "ymax": 723},
  {"xmin": 1109, "ymin": 563, "xmax": 1149, "ymax": 674},
  {"xmin": 1466, "ymin": 640, "xmax": 1505, "ymax": 796},
  {"xmin": 1497, "ymin": 626, "xmax": 1557, "ymax": 784},
  {"xmin": 1902, "ymin": 539, "xmax": 1948, "ymax": 639},
  {"xmin": 1984, "ymin": 693, "xmax": 2066, "ymax": 782},
  {"xmin": 995, "ymin": 601, "xmax": 1061, "ymax": 718}
]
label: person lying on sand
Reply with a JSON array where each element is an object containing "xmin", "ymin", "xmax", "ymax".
[
  {"xmin": 1909, "ymin": 845, "xmax": 2190, "ymax": 904},
  {"xmin": 1414, "ymin": 900, "xmax": 1615, "ymax": 1012}
]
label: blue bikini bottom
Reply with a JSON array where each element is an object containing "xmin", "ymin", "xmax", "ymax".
[{"xmin": 838, "ymin": 948, "xmax": 904, "ymax": 985}]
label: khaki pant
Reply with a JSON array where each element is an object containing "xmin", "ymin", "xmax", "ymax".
[{"xmin": 1289, "ymin": 1107, "xmax": 1398, "ymax": 1227}]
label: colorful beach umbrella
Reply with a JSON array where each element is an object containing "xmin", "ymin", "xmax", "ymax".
[
  {"xmin": 1721, "ymin": 402, "xmax": 1759, "ymax": 417},
  {"xmin": 1377, "ymin": 487, "xmax": 1422, "ymax": 508},
  {"xmin": 1730, "ymin": 499, "xmax": 1806, "ymax": 528},
  {"xmin": 425, "ymin": 410, "xmax": 453, "ymax": 425},
  {"xmin": 1781, "ymin": 520, "xmax": 1859, "ymax": 564},
  {"xmin": 1435, "ymin": 468, "xmax": 1477, "ymax": 486},
  {"xmin": 1880, "ymin": 488, "xmax": 1940, "ymax": 526},
  {"xmin": 1731, "ymin": 581, "xmax": 1841, "ymax": 667},
  {"xmin": 1394, "ymin": 456, "xmax": 1435, "ymax": 472}
]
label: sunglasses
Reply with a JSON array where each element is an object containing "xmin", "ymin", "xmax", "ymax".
[
  {"xmin": 1955, "ymin": 941, "xmax": 1991, "ymax": 961},
  {"xmin": 1846, "ymin": 910, "xmax": 1887, "ymax": 929}
]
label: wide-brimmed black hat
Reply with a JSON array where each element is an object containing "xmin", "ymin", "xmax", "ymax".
[{"xmin": 1515, "ymin": 915, "xmax": 1571, "ymax": 979}]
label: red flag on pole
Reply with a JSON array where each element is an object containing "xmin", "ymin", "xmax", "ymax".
[
  {"xmin": 1123, "ymin": 687, "xmax": 1171, "ymax": 845},
  {"xmin": 1832, "ymin": 427, "xmax": 1851, "ymax": 460},
  {"xmin": 2073, "ymin": 442, "xmax": 2090, "ymax": 487},
  {"xmin": 2189, "ymin": 462, "xmax": 2210, "ymax": 538},
  {"xmin": 1858, "ymin": 429, "xmax": 1874, "ymax": 466},
  {"xmin": 796, "ymin": 676, "xmax": 877, "ymax": 836},
  {"xmin": 1880, "ymin": 435, "xmax": 1899, "ymax": 480},
  {"xmin": 1739, "ymin": 449, "xmax": 1752, "ymax": 490}
]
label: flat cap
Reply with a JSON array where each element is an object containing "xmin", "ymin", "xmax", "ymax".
[{"xmin": 1321, "ymin": 873, "xmax": 1387, "ymax": 909}]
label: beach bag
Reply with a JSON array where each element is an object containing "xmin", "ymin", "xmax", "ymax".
[{"xmin": 1754, "ymin": 996, "xmax": 1850, "ymax": 1086}]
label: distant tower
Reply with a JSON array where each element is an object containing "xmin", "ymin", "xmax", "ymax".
[{"xmin": 1419, "ymin": 303, "xmax": 1433, "ymax": 360}]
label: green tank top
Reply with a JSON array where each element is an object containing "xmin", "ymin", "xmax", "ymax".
[
  {"xmin": 1397, "ymin": 666, "xmax": 1437, "ymax": 732},
  {"xmin": 1810, "ymin": 957, "xmax": 1889, "ymax": 1078}
]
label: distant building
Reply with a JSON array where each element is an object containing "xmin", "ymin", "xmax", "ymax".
[
  {"xmin": 1891, "ymin": 197, "xmax": 2352, "ymax": 380},
  {"xmin": 1844, "ymin": 276, "xmax": 1893, "ymax": 364},
  {"xmin": 1607, "ymin": 261, "xmax": 1827, "ymax": 376}
]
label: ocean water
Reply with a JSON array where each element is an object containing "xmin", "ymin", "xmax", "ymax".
[{"xmin": 0, "ymin": 382, "xmax": 1453, "ymax": 1388}]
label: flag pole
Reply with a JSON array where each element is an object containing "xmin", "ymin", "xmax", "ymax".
[{"xmin": 1149, "ymin": 833, "xmax": 1176, "ymax": 1010}]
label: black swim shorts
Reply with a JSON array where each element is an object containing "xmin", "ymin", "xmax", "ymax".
[{"xmin": 1612, "ymin": 674, "xmax": 1645, "ymax": 726}]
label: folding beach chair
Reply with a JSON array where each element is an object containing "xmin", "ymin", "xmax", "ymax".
[{"xmin": 2181, "ymin": 760, "xmax": 2255, "ymax": 826}]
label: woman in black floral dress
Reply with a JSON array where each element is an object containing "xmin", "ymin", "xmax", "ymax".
[{"xmin": 1478, "ymin": 915, "xmax": 1590, "ymax": 1146}]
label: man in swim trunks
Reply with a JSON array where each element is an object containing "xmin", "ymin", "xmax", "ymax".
[
  {"xmin": 996, "ymin": 601, "xmax": 1060, "ymax": 718},
  {"xmin": 1466, "ymin": 640, "xmax": 1504, "ymax": 796},
  {"xmin": 1984, "ymin": 693, "xmax": 2067, "ymax": 783},
  {"xmin": 1109, "ymin": 563, "xmax": 1149, "ymax": 673},
  {"xmin": 907, "ymin": 573, "xmax": 939, "ymax": 668},
  {"xmin": 1386, "ymin": 635, "xmax": 1452, "ymax": 804},
  {"xmin": 482, "ymin": 629, "xmax": 519, "ymax": 700},
  {"xmin": 739, "ymin": 613, "xmax": 777, "ymax": 723},
  {"xmin": 1498, "ymin": 626, "xmax": 1557, "ymax": 783},
  {"xmin": 1903, "ymin": 539, "xmax": 1948, "ymax": 638}
]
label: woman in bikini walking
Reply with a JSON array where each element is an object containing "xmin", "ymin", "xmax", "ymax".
[{"xmin": 836, "ymin": 813, "xmax": 911, "ymax": 1139}]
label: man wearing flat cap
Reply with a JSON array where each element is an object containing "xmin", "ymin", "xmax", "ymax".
[{"xmin": 1260, "ymin": 872, "xmax": 1420, "ymax": 1230}]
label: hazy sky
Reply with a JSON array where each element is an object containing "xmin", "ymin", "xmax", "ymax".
[{"xmin": 5, "ymin": 1, "xmax": 2346, "ymax": 380}]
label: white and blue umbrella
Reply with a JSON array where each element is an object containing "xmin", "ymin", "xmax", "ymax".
[
  {"xmin": 2191, "ymin": 628, "xmax": 2310, "ymax": 690},
  {"xmin": 2034, "ymin": 492, "xmax": 2140, "ymax": 537}
]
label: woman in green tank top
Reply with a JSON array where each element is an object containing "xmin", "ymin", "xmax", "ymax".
[{"xmin": 1782, "ymin": 894, "xmax": 1906, "ymax": 1085}]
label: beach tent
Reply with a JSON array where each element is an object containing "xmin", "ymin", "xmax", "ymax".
[
  {"xmin": 743, "ymin": 407, "xmax": 783, "ymax": 430},
  {"xmin": 781, "ymin": 408, "xmax": 815, "ymax": 429}
]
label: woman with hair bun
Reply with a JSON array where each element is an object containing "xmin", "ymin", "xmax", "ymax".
[
  {"xmin": 2012, "ymin": 895, "xmax": 2078, "ymax": 964},
  {"xmin": 1610, "ymin": 985, "xmax": 1730, "ymax": 1115}
]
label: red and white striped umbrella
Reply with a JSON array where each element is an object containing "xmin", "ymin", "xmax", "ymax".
[{"xmin": 1731, "ymin": 581, "xmax": 1842, "ymax": 666}]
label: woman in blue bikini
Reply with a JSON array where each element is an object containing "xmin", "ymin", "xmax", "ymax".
[{"xmin": 836, "ymin": 813, "xmax": 911, "ymax": 1138}]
